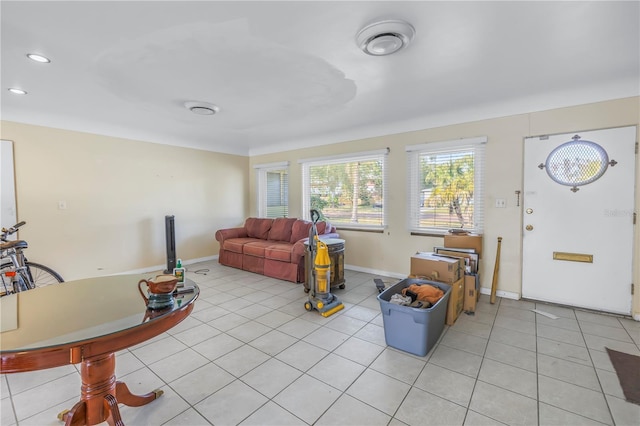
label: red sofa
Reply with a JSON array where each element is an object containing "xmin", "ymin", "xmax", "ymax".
[{"xmin": 215, "ymin": 217, "xmax": 338, "ymax": 283}]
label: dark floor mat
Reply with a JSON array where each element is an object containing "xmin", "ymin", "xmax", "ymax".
[{"xmin": 606, "ymin": 347, "xmax": 640, "ymax": 405}]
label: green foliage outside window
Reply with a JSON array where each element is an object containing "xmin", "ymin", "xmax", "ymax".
[
  {"xmin": 308, "ymin": 159, "xmax": 383, "ymax": 226},
  {"xmin": 419, "ymin": 152, "xmax": 475, "ymax": 229}
]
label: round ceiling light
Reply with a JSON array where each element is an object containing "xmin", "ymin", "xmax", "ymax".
[
  {"xmin": 27, "ymin": 53, "xmax": 51, "ymax": 63},
  {"xmin": 356, "ymin": 19, "xmax": 415, "ymax": 56},
  {"xmin": 184, "ymin": 101, "xmax": 219, "ymax": 116}
]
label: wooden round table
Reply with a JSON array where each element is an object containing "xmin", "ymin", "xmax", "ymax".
[{"xmin": 0, "ymin": 274, "xmax": 199, "ymax": 425}]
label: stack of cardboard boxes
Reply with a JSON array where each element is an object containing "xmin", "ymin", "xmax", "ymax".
[
  {"xmin": 409, "ymin": 252, "xmax": 464, "ymax": 325},
  {"xmin": 444, "ymin": 233, "xmax": 482, "ymax": 315},
  {"xmin": 410, "ymin": 233, "xmax": 483, "ymax": 325}
]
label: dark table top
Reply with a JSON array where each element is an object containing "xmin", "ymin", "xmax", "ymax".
[{"xmin": 0, "ymin": 274, "xmax": 198, "ymax": 353}]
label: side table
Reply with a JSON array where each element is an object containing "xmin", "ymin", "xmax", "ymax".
[{"xmin": 304, "ymin": 238, "xmax": 345, "ymax": 292}]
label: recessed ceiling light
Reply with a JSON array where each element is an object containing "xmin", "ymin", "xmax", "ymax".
[
  {"xmin": 27, "ymin": 53, "xmax": 51, "ymax": 63},
  {"xmin": 356, "ymin": 19, "xmax": 415, "ymax": 56},
  {"xmin": 184, "ymin": 101, "xmax": 220, "ymax": 116},
  {"xmin": 8, "ymin": 88, "xmax": 27, "ymax": 95}
]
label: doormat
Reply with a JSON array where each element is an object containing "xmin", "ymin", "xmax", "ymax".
[{"xmin": 606, "ymin": 347, "xmax": 640, "ymax": 405}]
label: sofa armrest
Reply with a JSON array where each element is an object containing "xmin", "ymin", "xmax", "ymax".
[
  {"xmin": 291, "ymin": 240, "xmax": 308, "ymax": 264},
  {"xmin": 215, "ymin": 227, "xmax": 248, "ymax": 243}
]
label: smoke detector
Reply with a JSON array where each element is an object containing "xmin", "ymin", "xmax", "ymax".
[
  {"xmin": 184, "ymin": 101, "xmax": 220, "ymax": 115},
  {"xmin": 356, "ymin": 19, "xmax": 415, "ymax": 56}
]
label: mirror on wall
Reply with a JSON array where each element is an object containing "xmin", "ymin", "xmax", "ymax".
[{"xmin": 1, "ymin": 140, "xmax": 17, "ymax": 229}]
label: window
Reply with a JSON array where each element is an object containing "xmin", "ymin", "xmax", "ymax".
[
  {"xmin": 255, "ymin": 162, "xmax": 289, "ymax": 218},
  {"xmin": 406, "ymin": 137, "xmax": 486, "ymax": 234},
  {"xmin": 300, "ymin": 149, "xmax": 388, "ymax": 230},
  {"xmin": 543, "ymin": 137, "xmax": 610, "ymax": 192}
]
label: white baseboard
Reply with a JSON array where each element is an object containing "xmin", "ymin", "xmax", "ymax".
[
  {"xmin": 479, "ymin": 287, "xmax": 520, "ymax": 300},
  {"xmin": 118, "ymin": 255, "xmax": 218, "ymax": 276},
  {"xmin": 185, "ymin": 255, "xmax": 218, "ymax": 264},
  {"xmin": 344, "ymin": 264, "xmax": 406, "ymax": 280}
]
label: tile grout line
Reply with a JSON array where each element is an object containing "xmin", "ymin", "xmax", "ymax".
[
  {"xmin": 577, "ymin": 308, "xmax": 617, "ymax": 426},
  {"xmin": 5, "ymin": 265, "xmax": 639, "ymax": 425},
  {"xmin": 466, "ymin": 296, "xmax": 504, "ymax": 425}
]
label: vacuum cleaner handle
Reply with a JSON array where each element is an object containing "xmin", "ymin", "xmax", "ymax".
[{"xmin": 310, "ymin": 209, "xmax": 320, "ymax": 224}]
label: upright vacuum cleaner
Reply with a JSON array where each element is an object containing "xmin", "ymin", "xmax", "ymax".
[{"xmin": 304, "ymin": 209, "xmax": 344, "ymax": 317}]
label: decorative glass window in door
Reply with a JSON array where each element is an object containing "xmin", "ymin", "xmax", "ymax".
[{"xmin": 538, "ymin": 134, "xmax": 617, "ymax": 192}]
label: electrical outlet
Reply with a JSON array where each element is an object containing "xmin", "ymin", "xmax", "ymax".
[{"xmin": 495, "ymin": 198, "xmax": 506, "ymax": 208}]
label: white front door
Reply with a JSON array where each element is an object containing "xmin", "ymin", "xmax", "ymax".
[{"xmin": 522, "ymin": 126, "xmax": 636, "ymax": 315}]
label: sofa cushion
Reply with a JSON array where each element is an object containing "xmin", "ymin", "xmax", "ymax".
[
  {"xmin": 289, "ymin": 220, "xmax": 312, "ymax": 243},
  {"xmin": 245, "ymin": 217, "xmax": 273, "ymax": 239},
  {"xmin": 289, "ymin": 220, "xmax": 330, "ymax": 243},
  {"xmin": 223, "ymin": 238, "xmax": 260, "ymax": 254},
  {"xmin": 243, "ymin": 240, "xmax": 275, "ymax": 257},
  {"xmin": 265, "ymin": 242, "xmax": 294, "ymax": 262},
  {"xmin": 316, "ymin": 221, "xmax": 327, "ymax": 235},
  {"xmin": 268, "ymin": 217, "xmax": 297, "ymax": 242}
]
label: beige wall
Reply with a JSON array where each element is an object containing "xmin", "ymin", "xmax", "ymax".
[
  {"xmin": 2, "ymin": 97, "xmax": 639, "ymax": 316},
  {"xmin": 250, "ymin": 97, "xmax": 640, "ymax": 316},
  {"xmin": 0, "ymin": 121, "xmax": 249, "ymax": 280}
]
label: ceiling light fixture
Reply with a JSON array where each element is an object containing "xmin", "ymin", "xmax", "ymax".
[
  {"xmin": 356, "ymin": 19, "xmax": 415, "ymax": 56},
  {"xmin": 27, "ymin": 53, "xmax": 51, "ymax": 63},
  {"xmin": 8, "ymin": 88, "xmax": 27, "ymax": 95},
  {"xmin": 184, "ymin": 101, "xmax": 219, "ymax": 116}
]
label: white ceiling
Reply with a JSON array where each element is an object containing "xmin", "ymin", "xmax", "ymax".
[{"xmin": 2, "ymin": 1, "xmax": 638, "ymax": 156}]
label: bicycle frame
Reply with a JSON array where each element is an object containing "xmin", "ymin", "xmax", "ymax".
[
  {"xmin": 1, "ymin": 222, "xmax": 35, "ymax": 295},
  {"xmin": 1, "ymin": 221, "xmax": 64, "ymax": 295},
  {"xmin": 1, "ymin": 247, "xmax": 34, "ymax": 294}
]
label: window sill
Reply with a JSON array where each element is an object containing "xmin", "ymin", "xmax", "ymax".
[
  {"xmin": 410, "ymin": 231, "xmax": 447, "ymax": 237},
  {"xmin": 335, "ymin": 226, "xmax": 385, "ymax": 234}
]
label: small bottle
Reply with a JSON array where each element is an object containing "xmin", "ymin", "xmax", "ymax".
[{"xmin": 173, "ymin": 258, "xmax": 185, "ymax": 285}]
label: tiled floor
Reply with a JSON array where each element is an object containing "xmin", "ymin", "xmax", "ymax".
[{"xmin": 2, "ymin": 260, "xmax": 639, "ymax": 425}]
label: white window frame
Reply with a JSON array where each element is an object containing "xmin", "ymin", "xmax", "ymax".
[
  {"xmin": 299, "ymin": 149, "xmax": 389, "ymax": 231},
  {"xmin": 255, "ymin": 161, "xmax": 289, "ymax": 218},
  {"xmin": 406, "ymin": 137, "xmax": 486, "ymax": 235}
]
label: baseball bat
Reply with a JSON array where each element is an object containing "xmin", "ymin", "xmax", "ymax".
[{"xmin": 490, "ymin": 237, "xmax": 502, "ymax": 304}]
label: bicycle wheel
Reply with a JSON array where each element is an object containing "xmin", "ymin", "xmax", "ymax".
[
  {"xmin": 25, "ymin": 262, "xmax": 64, "ymax": 287},
  {"xmin": 1, "ymin": 262, "xmax": 64, "ymax": 289}
]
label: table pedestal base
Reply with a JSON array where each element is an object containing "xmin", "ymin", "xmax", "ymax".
[{"xmin": 58, "ymin": 353, "xmax": 163, "ymax": 426}]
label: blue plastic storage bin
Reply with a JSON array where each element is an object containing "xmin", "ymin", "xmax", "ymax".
[{"xmin": 377, "ymin": 278, "xmax": 451, "ymax": 356}]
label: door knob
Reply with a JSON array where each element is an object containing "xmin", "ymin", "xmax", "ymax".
[{"xmin": 526, "ymin": 225, "xmax": 533, "ymax": 231}]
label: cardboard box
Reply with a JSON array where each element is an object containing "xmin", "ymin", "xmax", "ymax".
[
  {"xmin": 464, "ymin": 273, "xmax": 480, "ymax": 313},
  {"xmin": 410, "ymin": 253, "xmax": 464, "ymax": 284},
  {"xmin": 446, "ymin": 276, "xmax": 465, "ymax": 325},
  {"xmin": 434, "ymin": 247, "xmax": 479, "ymax": 274},
  {"xmin": 444, "ymin": 234, "xmax": 483, "ymax": 258}
]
